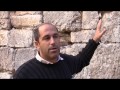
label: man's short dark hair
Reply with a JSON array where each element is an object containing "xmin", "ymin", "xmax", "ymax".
[
  {"xmin": 33, "ymin": 25, "xmax": 40, "ymax": 42},
  {"xmin": 33, "ymin": 23, "xmax": 58, "ymax": 42}
]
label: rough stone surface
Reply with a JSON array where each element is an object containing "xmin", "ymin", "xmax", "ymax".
[
  {"xmin": 71, "ymin": 30, "xmax": 95, "ymax": 43},
  {"xmin": 82, "ymin": 11, "xmax": 99, "ymax": 29},
  {"xmin": 0, "ymin": 30, "xmax": 9, "ymax": 46},
  {"xmin": 0, "ymin": 72, "xmax": 12, "ymax": 79},
  {"xmin": 59, "ymin": 32, "xmax": 71, "ymax": 46},
  {"xmin": 8, "ymin": 29, "xmax": 33, "ymax": 47},
  {"xmin": 14, "ymin": 48, "xmax": 36, "ymax": 70},
  {"xmin": 74, "ymin": 43, "xmax": 120, "ymax": 79},
  {"xmin": 0, "ymin": 47, "xmax": 14, "ymax": 71},
  {"xmin": 60, "ymin": 44, "xmax": 86, "ymax": 56},
  {"xmin": 12, "ymin": 11, "xmax": 41, "ymax": 16},
  {"xmin": 0, "ymin": 19, "xmax": 11, "ymax": 30},
  {"xmin": 0, "ymin": 11, "xmax": 9, "ymax": 19},
  {"xmin": 43, "ymin": 11, "xmax": 81, "ymax": 32},
  {"xmin": 101, "ymin": 11, "xmax": 120, "ymax": 43},
  {"xmin": 10, "ymin": 15, "xmax": 42, "ymax": 28}
]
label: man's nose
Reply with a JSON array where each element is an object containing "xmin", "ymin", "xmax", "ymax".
[{"xmin": 50, "ymin": 37, "xmax": 55, "ymax": 45}]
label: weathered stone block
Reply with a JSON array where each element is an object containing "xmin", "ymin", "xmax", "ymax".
[
  {"xmin": 71, "ymin": 30, "xmax": 95, "ymax": 43},
  {"xmin": 14, "ymin": 48, "xmax": 36, "ymax": 70},
  {"xmin": 0, "ymin": 11, "xmax": 9, "ymax": 19},
  {"xmin": 0, "ymin": 30, "xmax": 9, "ymax": 46},
  {"xmin": 0, "ymin": 47, "xmax": 14, "ymax": 71},
  {"xmin": 82, "ymin": 11, "xmax": 99, "ymax": 29},
  {"xmin": 74, "ymin": 43, "xmax": 120, "ymax": 79},
  {"xmin": 10, "ymin": 15, "xmax": 42, "ymax": 28},
  {"xmin": 43, "ymin": 11, "xmax": 81, "ymax": 32},
  {"xmin": 13, "ymin": 11, "xmax": 41, "ymax": 15},
  {"xmin": 59, "ymin": 32, "xmax": 71, "ymax": 46},
  {"xmin": 0, "ymin": 72, "xmax": 12, "ymax": 79},
  {"xmin": 60, "ymin": 44, "xmax": 86, "ymax": 56},
  {"xmin": 8, "ymin": 29, "xmax": 33, "ymax": 47},
  {"xmin": 101, "ymin": 11, "xmax": 120, "ymax": 43},
  {"xmin": 0, "ymin": 19, "xmax": 11, "ymax": 29}
]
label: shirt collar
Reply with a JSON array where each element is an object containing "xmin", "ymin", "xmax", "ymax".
[{"xmin": 35, "ymin": 52, "xmax": 64, "ymax": 64}]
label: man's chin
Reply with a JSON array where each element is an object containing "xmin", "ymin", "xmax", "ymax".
[{"xmin": 49, "ymin": 53, "xmax": 59, "ymax": 58}]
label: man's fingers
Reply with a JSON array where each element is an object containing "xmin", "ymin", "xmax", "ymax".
[
  {"xmin": 101, "ymin": 29, "xmax": 106, "ymax": 35},
  {"xmin": 97, "ymin": 19, "xmax": 102, "ymax": 30}
]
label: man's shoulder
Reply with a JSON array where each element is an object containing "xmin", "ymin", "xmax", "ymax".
[
  {"xmin": 12, "ymin": 58, "xmax": 36, "ymax": 79},
  {"xmin": 60, "ymin": 53, "xmax": 74, "ymax": 60},
  {"xmin": 15, "ymin": 58, "xmax": 36, "ymax": 72},
  {"xmin": 60, "ymin": 53, "xmax": 68, "ymax": 58},
  {"xmin": 21, "ymin": 58, "xmax": 36, "ymax": 66}
]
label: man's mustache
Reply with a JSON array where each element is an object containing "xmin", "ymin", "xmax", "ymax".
[{"xmin": 49, "ymin": 46, "xmax": 59, "ymax": 50}]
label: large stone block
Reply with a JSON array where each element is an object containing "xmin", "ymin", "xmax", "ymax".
[
  {"xmin": 82, "ymin": 11, "xmax": 99, "ymax": 29},
  {"xmin": 0, "ymin": 72, "xmax": 12, "ymax": 79},
  {"xmin": 0, "ymin": 30, "xmax": 9, "ymax": 46},
  {"xmin": 0, "ymin": 19, "xmax": 11, "ymax": 29},
  {"xmin": 74, "ymin": 43, "xmax": 120, "ymax": 79},
  {"xmin": 43, "ymin": 11, "xmax": 81, "ymax": 32},
  {"xmin": 59, "ymin": 32, "xmax": 71, "ymax": 46},
  {"xmin": 60, "ymin": 43, "xmax": 86, "ymax": 56},
  {"xmin": 74, "ymin": 66, "xmax": 91, "ymax": 79},
  {"xmin": 101, "ymin": 11, "xmax": 120, "ymax": 43},
  {"xmin": 13, "ymin": 11, "xmax": 41, "ymax": 15},
  {"xmin": 10, "ymin": 15, "xmax": 42, "ymax": 28},
  {"xmin": 0, "ymin": 11, "xmax": 9, "ymax": 19},
  {"xmin": 0, "ymin": 47, "xmax": 14, "ymax": 71},
  {"xmin": 71, "ymin": 30, "xmax": 95, "ymax": 43},
  {"xmin": 8, "ymin": 29, "xmax": 33, "ymax": 47},
  {"xmin": 14, "ymin": 48, "xmax": 36, "ymax": 70}
]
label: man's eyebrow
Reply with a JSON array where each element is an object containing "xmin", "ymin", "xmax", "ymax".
[
  {"xmin": 42, "ymin": 35, "xmax": 50, "ymax": 38},
  {"xmin": 53, "ymin": 33, "xmax": 59, "ymax": 35}
]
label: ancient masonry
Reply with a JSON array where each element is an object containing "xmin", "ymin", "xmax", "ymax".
[{"xmin": 0, "ymin": 11, "xmax": 120, "ymax": 79}]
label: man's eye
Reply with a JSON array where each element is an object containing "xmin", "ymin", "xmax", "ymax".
[
  {"xmin": 53, "ymin": 35, "xmax": 59, "ymax": 38},
  {"xmin": 44, "ymin": 36, "xmax": 50, "ymax": 40}
]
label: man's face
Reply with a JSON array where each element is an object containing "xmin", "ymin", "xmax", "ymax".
[{"xmin": 35, "ymin": 24, "xmax": 60, "ymax": 60}]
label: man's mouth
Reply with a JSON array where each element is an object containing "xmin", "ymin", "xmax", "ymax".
[{"xmin": 49, "ymin": 47, "xmax": 58, "ymax": 52}]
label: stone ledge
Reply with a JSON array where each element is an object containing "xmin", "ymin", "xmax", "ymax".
[{"xmin": 0, "ymin": 72, "xmax": 12, "ymax": 79}]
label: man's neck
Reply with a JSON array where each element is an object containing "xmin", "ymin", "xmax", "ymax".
[
  {"xmin": 47, "ymin": 57, "xmax": 58, "ymax": 64},
  {"xmin": 38, "ymin": 52, "xmax": 58, "ymax": 64}
]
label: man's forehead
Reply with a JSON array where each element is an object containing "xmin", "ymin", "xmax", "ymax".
[
  {"xmin": 39, "ymin": 23, "xmax": 56, "ymax": 29},
  {"xmin": 39, "ymin": 23, "xmax": 58, "ymax": 32}
]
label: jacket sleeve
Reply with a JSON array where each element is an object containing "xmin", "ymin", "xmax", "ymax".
[{"xmin": 65, "ymin": 39, "xmax": 100, "ymax": 74}]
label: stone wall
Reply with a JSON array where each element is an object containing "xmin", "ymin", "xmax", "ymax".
[{"xmin": 0, "ymin": 11, "xmax": 120, "ymax": 79}]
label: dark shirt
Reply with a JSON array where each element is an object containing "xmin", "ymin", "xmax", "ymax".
[{"xmin": 13, "ymin": 39, "xmax": 99, "ymax": 79}]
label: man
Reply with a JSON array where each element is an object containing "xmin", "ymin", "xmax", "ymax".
[{"xmin": 13, "ymin": 19, "xmax": 106, "ymax": 79}]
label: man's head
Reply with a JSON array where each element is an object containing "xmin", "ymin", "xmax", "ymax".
[{"xmin": 33, "ymin": 23, "xmax": 60, "ymax": 61}]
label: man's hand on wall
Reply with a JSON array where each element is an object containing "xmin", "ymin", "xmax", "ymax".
[{"xmin": 93, "ymin": 19, "xmax": 106, "ymax": 43}]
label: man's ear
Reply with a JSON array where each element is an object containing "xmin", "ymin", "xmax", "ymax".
[{"xmin": 34, "ymin": 41, "xmax": 40, "ymax": 50}]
